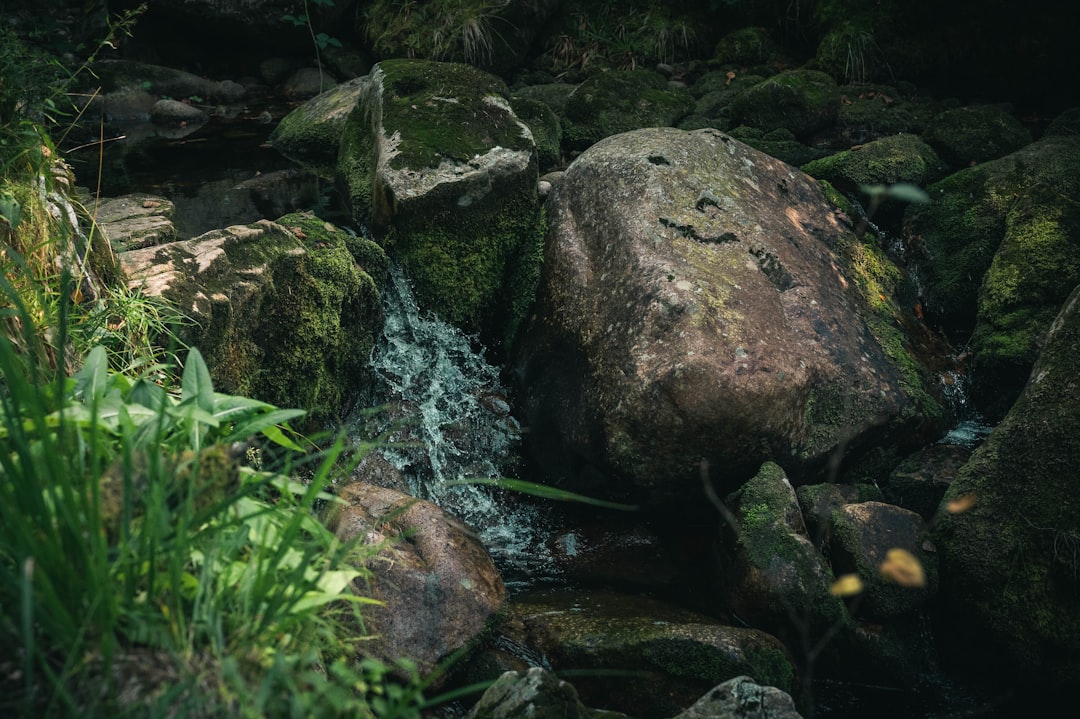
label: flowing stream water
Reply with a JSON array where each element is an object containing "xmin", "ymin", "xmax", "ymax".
[{"xmin": 350, "ymin": 264, "xmax": 556, "ymax": 588}]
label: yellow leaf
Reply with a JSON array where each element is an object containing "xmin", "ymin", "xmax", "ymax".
[
  {"xmin": 879, "ymin": 548, "xmax": 925, "ymax": 588},
  {"xmin": 946, "ymin": 492, "xmax": 977, "ymax": 514},
  {"xmin": 829, "ymin": 573, "xmax": 864, "ymax": 597}
]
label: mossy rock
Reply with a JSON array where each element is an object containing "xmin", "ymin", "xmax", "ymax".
[
  {"xmin": 834, "ymin": 84, "xmax": 938, "ymax": 144},
  {"xmin": 503, "ymin": 589, "xmax": 795, "ymax": 718},
  {"xmin": 510, "ymin": 95, "xmax": 563, "ymax": 172},
  {"xmin": 120, "ymin": 215, "xmax": 383, "ymax": 428},
  {"xmin": 933, "ymin": 285, "xmax": 1080, "ymax": 690},
  {"xmin": 815, "ymin": 22, "xmax": 887, "ymax": 85},
  {"xmin": 713, "ymin": 26, "xmax": 777, "ymax": 66},
  {"xmin": 728, "ymin": 69, "xmax": 840, "ymax": 139},
  {"xmin": 561, "ymin": 70, "xmax": 694, "ymax": 152},
  {"xmin": 723, "ymin": 462, "xmax": 850, "ymax": 643},
  {"xmin": 335, "ymin": 59, "xmax": 542, "ymax": 351},
  {"xmin": 902, "ymin": 135, "xmax": 1080, "ymax": 417},
  {"xmin": 726, "ymin": 125, "xmax": 828, "ymax": 166},
  {"xmin": 801, "ymin": 133, "xmax": 946, "ymax": 224},
  {"xmin": 270, "ymin": 77, "xmax": 368, "ymax": 174},
  {"xmin": 510, "ymin": 82, "xmax": 578, "ymax": 116},
  {"xmin": 922, "ymin": 104, "xmax": 1033, "ymax": 166}
]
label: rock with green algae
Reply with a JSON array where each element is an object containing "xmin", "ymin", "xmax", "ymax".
[
  {"xmin": 922, "ymin": 104, "xmax": 1032, "ymax": 166},
  {"xmin": 560, "ymin": 69, "xmax": 695, "ymax": 151},
  {"xmin": 713, "ymin": 26, "xmax": 778, "ymax": 67},
  {"xmin": 933, "ymin": 284, "xmax": 1080, "ymax": 692},
  {"xmin": 119, "ymin": 213, "xmax": 385, "ymax": 428},
  {"xmin": 902, "ymin": 134, "xmax": 1080, "ymax": 418},
  {"xmin": 336, "ymin": 58, "xmax": 543, "ymax": 351},
  {"xmin": 269, "ymin": 77, "xmax": 369, "ymax": 173},
  {"xmin": 510, "ymin": 95, "xmax": 563, "ymax": 172},
  {"xmin": 499, "ymin": 589, "xmax": 795, "ymax": 719},
  {"xmin": 833, "ymin": 83, "xmax": 938, "ymax": 145},
  {"xmin": 725, "ymin": 125, "xmax": 827, "ymax": 166},
  {"xmin": 721, "ymin": 462, "xmax": 849, "ymax": 647},
  {"xmin": 728, "ymin": 69, "xmax": 840, "ymax": 139},
  {"xmin": 800, "ymin": 133, "xmax": 946, "ymax": 194}
]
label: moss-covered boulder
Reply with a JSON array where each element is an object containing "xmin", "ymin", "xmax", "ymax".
[
  {"xmin": 922, "ymin": 104, "xmax": 1033, "ymax": 167},
  {"xmin": 834, "ymin": 84, "xmax": 938, "ymax": 145},
  {"xmin": 726, "ymin": 125, "xmax": 827, "ymax": 166},
  {"xmin": 517, "ymin": 128, "xmax": 945, "ymax": 510},
  {"xmin": 902, "ymin": 134, "xmax": 1080, "ymax": 418},
  {"xmin": 729, "ymin": 69, "xmax": 840, "ymax": 139},
  {"xmin": 720, "ymin": 462, "xmax": 849, "ymax": 647},
  {"xmin": 336, "ymin": 59, "xmax": 542, "ymax": 350},
  {"xmin": 934, "ymin": 284, "xmax": 1080, "ymax": 691},
  {"xmin": 269, "ymin": 77, "xmax": 368, "ymax": 173},
  {"xmin": 560, "ymin": 70, "xmax": 694, "ymax": 151},
  {"xmin": 510, "ymin": 95, "xmax": 563, "ymax": 172},
  {"xmin": 501, "ymin": 589, "xmax": 795, "ymax": 719},
  {"xmin": 713, "ymin": 26, "xmax": 778, "ymax": 67},
  {"xmin": 801, "ymin": 133, "xmax": 946, "ymax": 194},
  {"xmin": 119, "ymin": 213, "xmax": 385, "ymax": 427}
]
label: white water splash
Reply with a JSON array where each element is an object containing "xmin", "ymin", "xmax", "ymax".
[{"xmin": 356, "ymin": 265, "xmax": 554, "ymax": 584}]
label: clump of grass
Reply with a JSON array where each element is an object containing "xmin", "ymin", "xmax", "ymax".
[
  {"xmin": 364, "ymin": 0, "xmax": 510, "ymax": 67},
  {"xmin": 0, "ymin": 262, "xmax": 427, "ymax": 716}
]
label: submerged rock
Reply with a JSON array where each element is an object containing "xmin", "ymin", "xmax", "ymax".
[{"xmin": 499, "ymin": 589, "xmax": 795, "ymax": 719}]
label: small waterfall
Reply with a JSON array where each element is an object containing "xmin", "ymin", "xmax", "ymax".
[{"xmin": 352, "ymin": 264, "xmax": 554, "ymax": 586}]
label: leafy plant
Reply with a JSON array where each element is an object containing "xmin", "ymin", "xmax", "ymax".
[
  {"xmin": 541, "ymin": 0, "xmax": 706, "ymax": 75},
  {"xmin": 283, "ymin": 0, "xmax": 343, "ymax": 94},
  {"xmin": 363, "ymin": 0, "xmax": 511, "ymax": 67},
  {"xmin": 0, "ymin": 259, "xmax": 426, "ymax": 716}
]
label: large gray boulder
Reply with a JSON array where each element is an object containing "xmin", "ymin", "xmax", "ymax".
[
  {"xmin": 337, "ymin": 59, "xmax": 543, "ymax": 349},
  {"xmin": 516, "ymin": 127, "xmax": 944, "ymax": 508},
  {"xmin": 934, "ymin": 283, "xmax": 1080, "ymax": 691},
  {"xmin": 330, "ymin": 482, "xmax": 506, "ymax": 675}
]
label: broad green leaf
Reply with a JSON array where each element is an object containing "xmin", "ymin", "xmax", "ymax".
[
  {"xmin": 859, "ymin": 182, "xmax": 931, "ymax": 204},
  {"xmin": 128, "ymin": 377, "xmax": 170, "ymax": 411},
  {"xmin": 181, "ymin": 348, "xmax": 215, "ymax": 412},
  {"xmin": 73, "ymin": 346, "xmax": 110, "ymax": 402},
  {"xmin": 226, "ymin": 408, "xmax": 306, "ymax": 442},
  {"xmin": 258, "ymin": 423, "xmax": 305, "ymax": 451}
]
